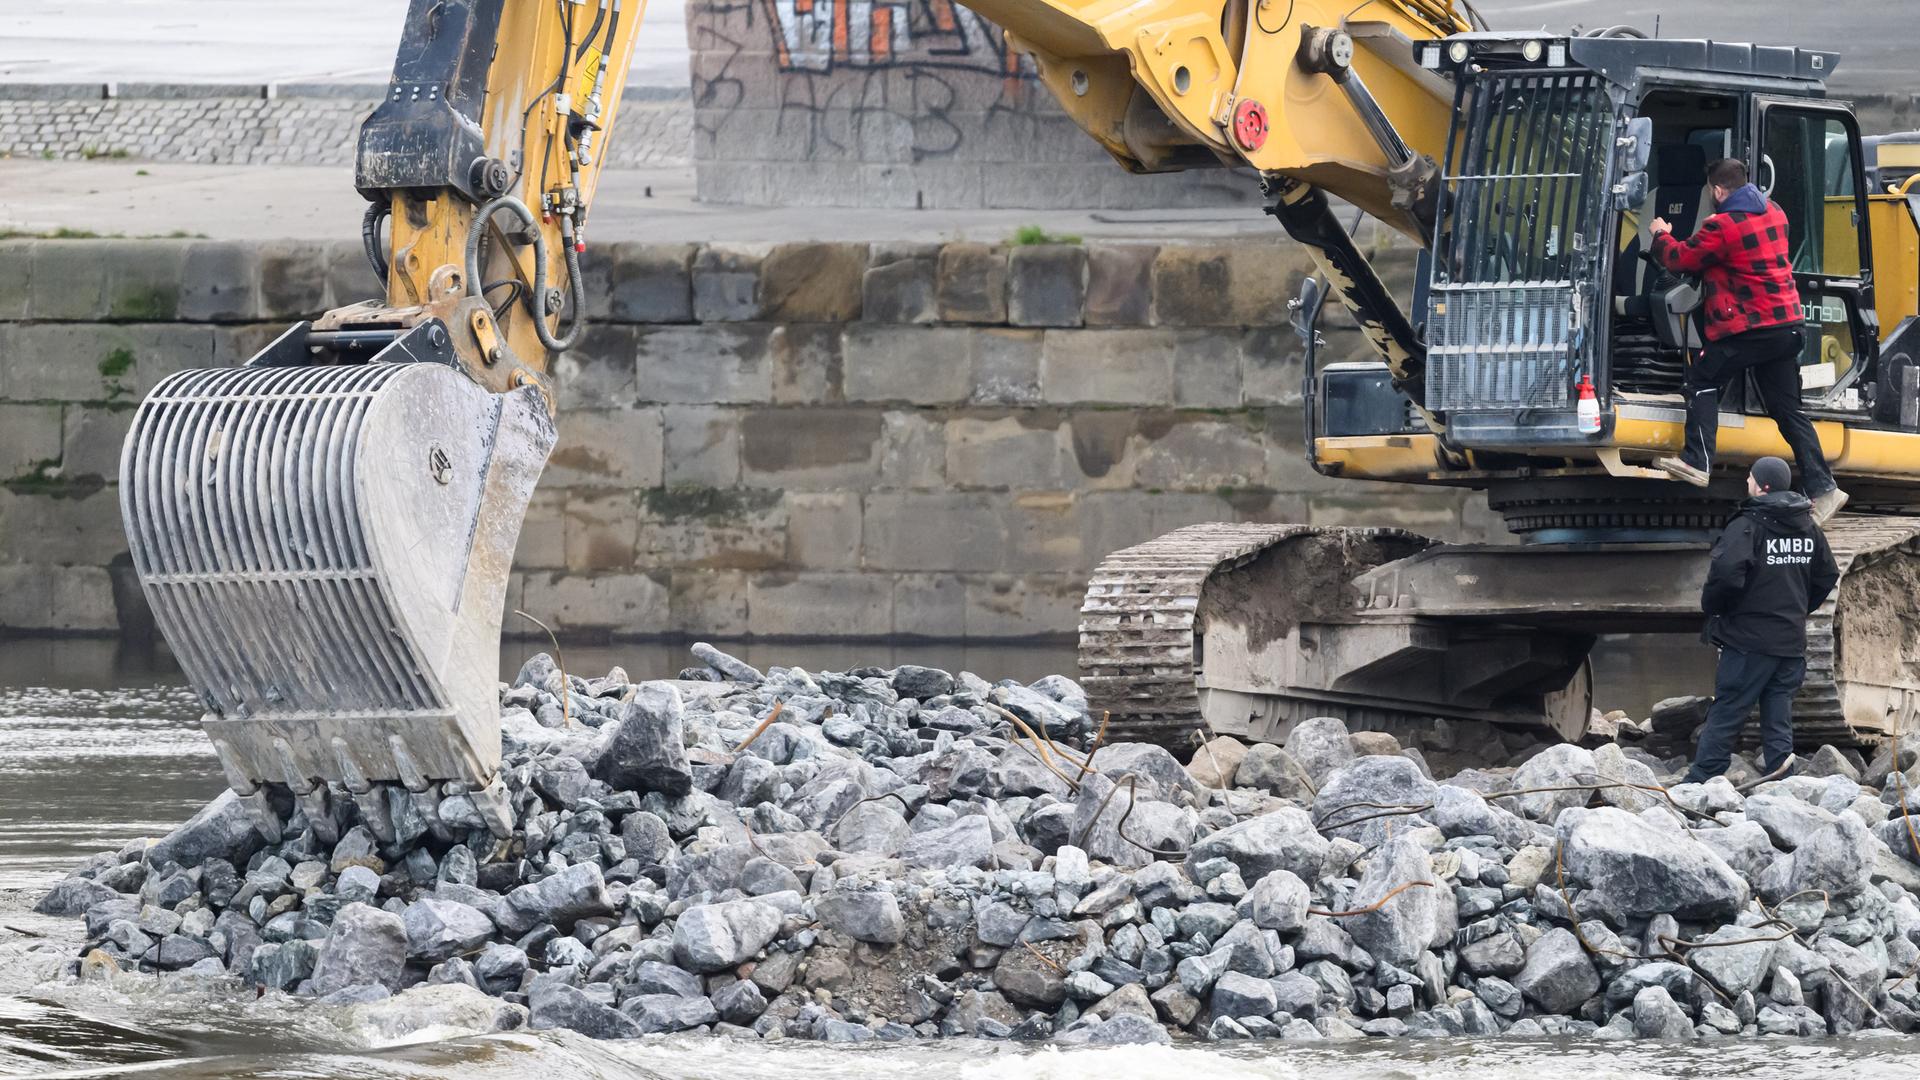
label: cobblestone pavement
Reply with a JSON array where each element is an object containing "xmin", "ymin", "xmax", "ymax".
[{"xmin": 0, "ymin": 92, "xmax": 691, "ymax": 168}]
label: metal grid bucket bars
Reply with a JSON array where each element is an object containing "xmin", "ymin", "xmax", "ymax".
[{"xmin": 120, "ymin": 360, "xmax": 556, "ymax": 815}]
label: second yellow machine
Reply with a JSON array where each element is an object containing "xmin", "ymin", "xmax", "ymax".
[{"xmin": 945, "ymin": 0, "xmax": 1920, "ymax": 750}]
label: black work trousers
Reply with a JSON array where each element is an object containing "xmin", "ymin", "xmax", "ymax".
[
  {"xmin": 1680, "ymin": 324, "xmax": 1835, "ymax": 496},
  {"xmin": 1683, "ymin": 646, "xmax": 1805, "ymax": 783}
]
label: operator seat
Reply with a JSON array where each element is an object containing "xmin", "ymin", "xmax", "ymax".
[{"xmin": 1613, "ymin": 143, "xmax": 1713, "ymax": 315}]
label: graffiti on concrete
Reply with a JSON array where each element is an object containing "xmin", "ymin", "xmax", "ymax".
[
  {"xmin": 689, "ymin": 0, "xmax": 1057, "ymax": 168},
  {"xmin": 759, "ymin": 0, "xmax": 1030, "ymax": 78}
]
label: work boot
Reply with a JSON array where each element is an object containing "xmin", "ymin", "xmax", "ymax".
[
  {"xmin": 1811, "ymin": 487, "xmax": 1850, "ymax": 526},
  {"xmin": 1656, "ymin": 457, "xmax": 1711, "ymax": 488}
]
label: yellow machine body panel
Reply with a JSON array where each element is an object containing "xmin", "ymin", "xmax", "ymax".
[
  {"xmin": 965, "ymin": 0, "xmax": 1465, "ymax": 237},
  {"xmin": 1316, "ymin": 409, "xmax": 1920, "ymax": 487},
  {"xmin": 383, "ymin": 0, "xmax": 647, "ymax": 393},
  {"xmin": 1869, "ymin": 188, "xmax": 1920, "ymax": 339}
]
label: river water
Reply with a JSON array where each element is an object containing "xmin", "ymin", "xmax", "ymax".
[{"xmin": 13, "ymin": 633, "xmax": 1914, "ymax": 1079}]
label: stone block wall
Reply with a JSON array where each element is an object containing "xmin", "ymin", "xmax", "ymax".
[{"xmin": 0, "ymin": 235, "xmax": 1497, "ymax": 642}]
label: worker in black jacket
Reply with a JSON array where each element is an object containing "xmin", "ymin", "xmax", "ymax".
[{"xmin": 1682, "ymin": 457, "xmax": 1840, "ymax": 784}]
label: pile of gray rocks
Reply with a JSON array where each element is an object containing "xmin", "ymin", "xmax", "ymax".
[{"xmin": 36, "ymin": 645, "xmax": 1920, "ymax": 1044}]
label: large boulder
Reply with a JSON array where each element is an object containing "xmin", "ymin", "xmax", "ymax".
[
  {"xmin": 1311, "ymin": 756, "xmax": 1438, "ymax": 843},
  {"xmin": 1186, "ymin": 736, "xmax": 1249, "ymax": 789},
  {"xmin": 992, "ymin": 745, "xmax": 1074, "ymax": 800},
  {"xmin": 1816, "ymin": 937, "xmax": 1885, "ymax": 1035},
  {"xmin": 403, "ymin": 899, "xmax": 497, "ymax": 962},
  {"xmin": 1184, "ymin": 807, "xmax": 1328, "ymax": 885},
  {"xmin": 1744, "ymin": 795, "xmax": 1838, "ymax": 850},
  {"xmin": 142, "ymin": 790, "xmax": 265, "ymax": 870},
  {"xmin": 1687, "ymin": 924, "xmax": 1780, "ymax": 996},
  {"xmin": 1429, "ymin": 785, "xmax": 1536, "ymax": 848},
  {"xmin": 993, "ymin": 937, "xmax": 1070, "ymax": 1007},
  {"xmin": 901, "ymin": 815, "xmax": 995, "ymax": 869},
  {"xmin": 1509, "ymin": 744, "xmax": 1599, "ymax": 822},
  {"xmin": 1210, "ymin": 971, "xmax": 1277, "ymax": 1019},
  {"xmin": 1591, "ymin": 743, "xmax": 1662, "ymax": 813},
  {"xmin": 1631, "ymin": 985, "xmax": 1695, "ymax": 1039},
  {"xmin": 834, "ymin": 802, "xmax": 913, "ymax": 856},
  {"xmin": 622, "ymin": 994, "xmax": 721, "ymax": 1033},
  {"xmin": 343, "ymin": 983, "xmax": 524, "ymax": 1042},
  {"xmin": 529, "ymin": 976, "xmax": 643, "ymax": 1039},
  {"xmin": 1090, "ymin": 743, "xmax": 1202, "ymax": 804},
  {"xmin": 1514, "ymin": 927, "xmax": 1599, "ymax": 1015},
  {"xmin": 1053, "ymin": 1013, "xmax": 1172, "ymax": 1046},
  {"xmin": 502, "ymin": 863, "xmax": 615, "ymax": 934},
  {"xmin": 815, "ymin": 889, "xmax": 906, "ymax": 944},
  {"xmin": 1692, "ymin": 820, "xmax": 1779, "ymax": 881},
  {"xmin": 35, "ymin": 876, "xmax": 119, "ymax": 916},
  {"xmin": 672, "ymin": 900, "xmax": 782, "ymax": 973},
  {"xmin": 1559, "ymin": 807, "xmax": 1748, "ymax": 921},
  {"xmin": 1757, "ymin": 814, "xmax": 1874, "ymax": 901},
  {"xmin": 1345, "ymin": 837, "xmax": 1453, "ymax": 967},
  {"xmin": 593, "ymin": 682, "xmax": 693, "ymax": 796},
  {"xmin": 309, "ymin": 903, "xmax": 408, "ymax": 995},
  {"xmin": 1234, "ymin": 743, "xmax": 1311, "ymax": 799},
  {"xmin": 1238, "ymin": 869, "xmax": 1311, "ymax": 933},
  {"xmin": 1072, "ymin": 772, "xmax": 1198, "ymax": 869},
  {"xmin": 891, "ymin": 665, "xmax": 954, "ymax": 700},
  {"xmin": 1285, "ymin": 717, "xmax": 1355, "ymax": 786}
]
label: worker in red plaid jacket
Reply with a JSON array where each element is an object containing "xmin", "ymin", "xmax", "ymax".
[{"xmin": 1648, "ymin": 157, "xmax": 1848, "ymax": 526}]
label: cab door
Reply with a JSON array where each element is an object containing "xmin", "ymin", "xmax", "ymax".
[{"xmin": 1752, "ymin": 97, "xmax": 1877, "ymax": 407}]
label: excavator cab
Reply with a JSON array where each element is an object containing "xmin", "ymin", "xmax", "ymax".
[{"xmin": 1412, "ymin": 34, "xmax": 1888, "ymax": 463}]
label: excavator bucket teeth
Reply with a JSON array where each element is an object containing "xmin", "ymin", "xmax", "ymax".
[{"xmin": 119, "ymin": 357, "xmax": 554, "ymax": 816}]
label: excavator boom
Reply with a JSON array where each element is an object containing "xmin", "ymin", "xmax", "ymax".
[
  {"xmin": 119, "ymin": 0, "xmax": 644, "ymax": 840},
  {"xmin": 962, "ymin": 0, "xmax": 1469, "ymax": 235}
]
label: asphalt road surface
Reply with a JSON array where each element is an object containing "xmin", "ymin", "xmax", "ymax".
[
  {"xmin": 0, "ymin": 0, "xmax": 691, "ymax": 90},
  {"xmin": 0, "ymin": 0, "xmax": 1907, "ymax": 95}
]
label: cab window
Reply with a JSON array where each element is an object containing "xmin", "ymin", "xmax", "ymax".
[{"xmin": 1761, "ymin": 109, "xmax": 1863, "ymax": 278}]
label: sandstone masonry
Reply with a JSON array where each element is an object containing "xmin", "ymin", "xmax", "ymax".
[{"xmin": 0, "ymin": 235, "xmax": 1496, "ymax": 641}]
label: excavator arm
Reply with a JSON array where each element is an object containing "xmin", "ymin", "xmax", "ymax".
[
  {"xmin": 970, "ymin": 0, "xmax": 1468, "ymax": 231},
  {"xmin": 117, "ymin": 0, "xmax": 644, "ymax": 842},
  {"xmin": 957, "ymin": 0, "xmax": 1473, "ymax": 413}
]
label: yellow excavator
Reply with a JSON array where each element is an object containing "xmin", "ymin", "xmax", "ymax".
[
  {"xmin": 941, "ymin": 0, "xmax": 1920, "ymax": 751},
  {"xmin": 118, "ymin": 0, "xmax": 1920, "ymax": 838},
  {"xmin": 120, "ymin": 0, "xmax": 645, "ymax": 839}
]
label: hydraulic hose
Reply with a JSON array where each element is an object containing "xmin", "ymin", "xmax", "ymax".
[
  {"xmin": 362, "ymin": 201, "xmax": 390, "ymax": 289},
  {"xmin": 463, "ymin": 195, "xmax": 588, "ymax": 353}
]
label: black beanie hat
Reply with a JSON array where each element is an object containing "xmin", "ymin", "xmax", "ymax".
[{"xmin": 1751, "ymin": 456, "xmax": 1792, "ymax": 493}]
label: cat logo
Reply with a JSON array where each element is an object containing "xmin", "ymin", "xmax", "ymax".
[{"xmin": 1667, "ymin": 202, "xmax": 1686, "ymax": 215}]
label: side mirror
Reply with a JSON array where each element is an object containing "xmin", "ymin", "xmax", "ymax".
[
  {"xmin": 1618, "ymin": 116, "xmax": 1653, "ymax": 174},
  {"xmin": 1289, "ymin": 276, "xmax": 1325, "ymax": 343},
  {"xmin": 1612, "ymin": 170, "xmax": 1649, "ymax": 211}
]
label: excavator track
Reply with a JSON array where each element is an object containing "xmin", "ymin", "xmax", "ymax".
[
  {"xmin": 1785, "ymin": 514, "xmax": 1920, "ymax": 748},
  {"xmin": 1080, "ymin": 514, "xmax": 1920, "ymax": 754},
  {"xmin": 1077, "ymin": 523, "xmax": 1430, "ymax": 745}
]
